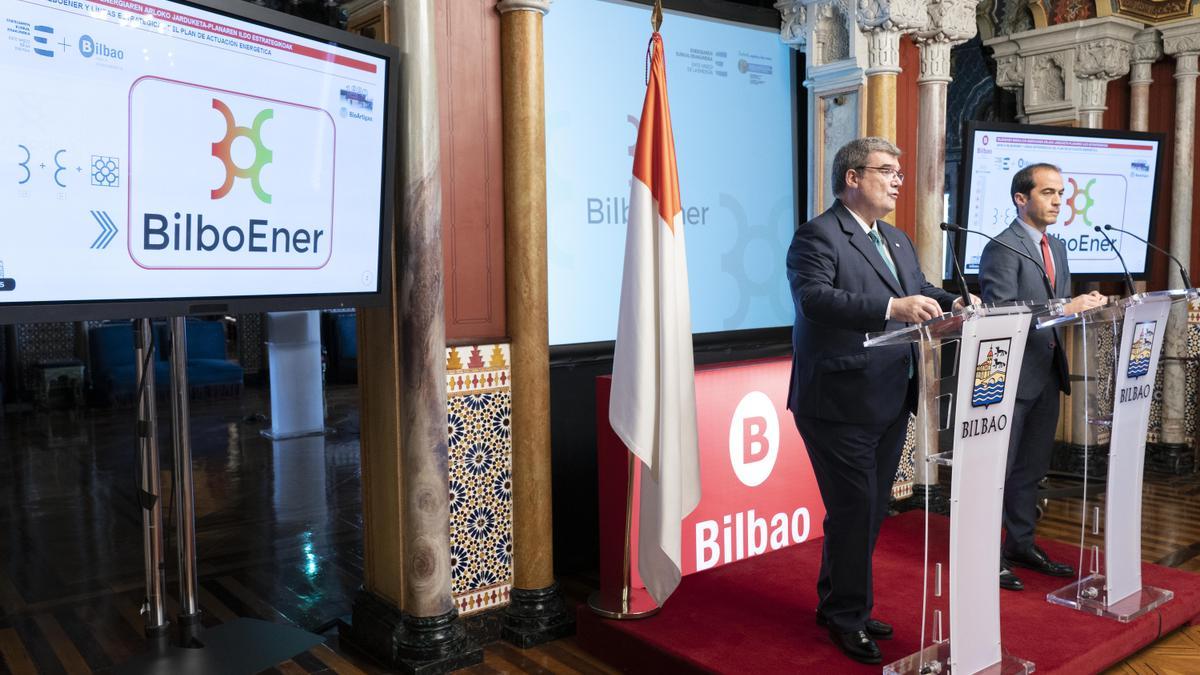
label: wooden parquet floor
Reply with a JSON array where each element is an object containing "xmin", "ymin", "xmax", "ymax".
[
  {"xmin": 1038, "ymin": 472, "xmax": 1200, "ymax": 674},
  {"xmin": 0, "ymin": 386, "xmax": 621, "ymax": 675},
  {"xmin": 0, "ymin": 386, "xmax": 1195, "ymax": 673}
]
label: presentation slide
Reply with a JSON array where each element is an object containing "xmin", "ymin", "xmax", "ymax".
[
  {"xmin": 544, "ymin": 0, "xmax": 796, "ymax": 346},
  {"xmin": 961, "ymin": 127, "xmax": 1161, "ymax": 277},
  {"xmin": 1, "ymin": 0, "xmax": 388, "ymax": 307}
]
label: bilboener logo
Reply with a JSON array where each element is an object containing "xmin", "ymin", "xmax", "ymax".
[
  {"xmin": 211, "ymin": 98, "xmax": 274, "ymax": 204},
  {"xmin": 728, "ymin": 391, "xmax": 779, "ymax": 487}
]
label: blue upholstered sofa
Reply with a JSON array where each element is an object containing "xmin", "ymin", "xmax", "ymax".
[{"xmin": 89, "ymin": 320, "xmax": 244, "ymax": 404}]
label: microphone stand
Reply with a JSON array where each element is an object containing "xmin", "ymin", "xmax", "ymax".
[
  {"xmin": 940, "ymin": 222, "xmax": 1056, "ymax": 300},
  {"xmin": 945, "ymin": 228, "xmax": 973, "ymax": 311},
  {"xmin": 1104, "ymin": 224, "xmax": 1193, "ymax": 290},
  {"xmin": 1093, "ymin": 226, "xmax": 1136, "ymax": 297}
]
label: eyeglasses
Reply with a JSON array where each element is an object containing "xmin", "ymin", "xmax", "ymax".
[{"xmin": 856, "ymin": 165, "xmax": 906, "ymax": 184}]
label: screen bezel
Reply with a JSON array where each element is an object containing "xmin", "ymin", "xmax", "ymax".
[
  {"xmin": 0, "ymin": 0, "xmax": 399, "ymax": 325},
  {"xmin": 953, "ymin": 120, "xmax": 1166, "ymax": 283},
  {"xmin": 548, "ymin": 0, "xmax": 802, "ymax": 352}
]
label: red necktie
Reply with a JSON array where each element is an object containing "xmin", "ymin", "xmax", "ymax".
[{"xmin": 1041, "ymin": 235, "xmax": 1055, "ymax": 288}]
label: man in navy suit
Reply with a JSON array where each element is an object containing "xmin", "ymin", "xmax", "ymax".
[
  {"xmin": 787, "ymin": 137, "xmax": 968, "ymax": 664},
  {"xmin": 979, "ymin": 163, "xmax": 1106, "ymax": 591}
]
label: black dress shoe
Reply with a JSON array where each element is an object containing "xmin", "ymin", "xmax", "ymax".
[
  {"xmin": 816, "ymin": 613, "xmax": 893, "ymax": 639},
  {"xmin": 828, "ymin": 628, "xmax": 882, "ymax": 665},
  {"xmin": 1004, "ymin": 544, "xmax": 1074, "ymax": 577},
  {"xmin": 864, "ymin": 618, "xmax": 893, "ymax": 639},
  {"xmin": 1000, "ymin": 563, "xmax": 1024, "ymax": 591}
]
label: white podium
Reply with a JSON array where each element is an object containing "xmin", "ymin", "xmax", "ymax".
[
  {"xmin": 1041, "ymin": 289, "xmax": 1195, "ymax": 621},
  {"xmin": 868, "ymin": 303, "xmax": 1048, "ymax": 675}
]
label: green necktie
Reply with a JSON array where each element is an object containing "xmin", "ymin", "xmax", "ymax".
[
  {"xmin": 870, "ymin": 228, "xmax": 914, "ymax": 378},
  {"xmin": 868, "ymin": 228, "xmax": 899, "ymax": 285}
]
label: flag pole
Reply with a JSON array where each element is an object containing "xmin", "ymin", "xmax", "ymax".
[
  {"xmin": 588, "ymin": 451, "xmax": 661, "ymax": 619},
  {"xmin": 589, "ymin": 0, "xmax": 687, "ymax": 620}
]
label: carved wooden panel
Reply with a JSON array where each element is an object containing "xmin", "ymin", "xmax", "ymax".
[
  {"xmin": 345, "ymin": 0, "xmax": 507, "ymax": 342},
  {"xmin": 436, "ymin": 1, "xmax": 507, "ymax": 342},
  {"xmin": 894, "ymin": 36, "xmax": 920, "ymax": 240}
]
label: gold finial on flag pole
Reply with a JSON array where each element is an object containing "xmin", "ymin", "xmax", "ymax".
[{"xmin": 652, "ymin": 0, "xmax": 663, "ymax": 32}]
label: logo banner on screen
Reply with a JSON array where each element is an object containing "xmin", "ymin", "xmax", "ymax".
[{"xmin": 128, "ymin": 77, "xmax": 335, "ymax": 270}]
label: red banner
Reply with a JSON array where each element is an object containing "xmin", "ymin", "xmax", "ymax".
[{"xmin": 598, "ymin": 356, "xmax": 826, "ymax": 593}]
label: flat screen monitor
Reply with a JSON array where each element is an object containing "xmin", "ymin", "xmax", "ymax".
[
  {"xmin": 0, "ymin": 0, "xmax": 399, "ymax": 323},
  {"xmin": 955, "ymin": 122, "xmax": 1164, "ymax": 280},
  {"xmin": 544, "ymin": 0, "xmax": 798, "ymax": 346}
]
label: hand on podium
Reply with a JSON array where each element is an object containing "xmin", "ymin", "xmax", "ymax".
[
  {"xmin": 1062, "ymin": 290, "xmax": 1108, "ymax": 315},
  {"xmin": 952, "ymin": 293, "xmax": 982, "ymax": 312},
  {"xmin": 892, "ymin": 295, "xmax": 943, "ymax": 323}
]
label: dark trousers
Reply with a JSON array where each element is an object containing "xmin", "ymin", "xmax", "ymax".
[
  {"xmin": 1001, "ymin": 373, "xmax": 1062, "ymax": 554},
  {"xmin": 794, "ymin": 405, "xmax": 911, "ymax": 633}
]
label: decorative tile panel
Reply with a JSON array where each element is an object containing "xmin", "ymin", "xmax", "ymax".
[
  {"xmin": 16, "ymin": 322, "xmax": 77, "ymax": 391},
  {"xmin": 1147, "ymin": 301, "xmax": 1199, "ymax": 447},
  {"xmin": 447, "ymin": 342, "xmax": 512, "ymax": 616},
  {"xmin": 1187, "ymin": 301, "xmax": 1199, "ymax": 444},
  {"xmin": 236, "ymin": 313, "xmax": 265, "ymax": 375},
  {"xmin": 892, "ymin": 417, "xmax": 917, "ymax": 500}
]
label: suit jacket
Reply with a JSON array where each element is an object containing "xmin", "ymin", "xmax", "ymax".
[
  {"xmin": 978, "ymin": 220, "xmax": 1071, "ymax": 400},
  {"xmin": 786, "ymin": 200, "xmax": 958, "ymax": 425}
]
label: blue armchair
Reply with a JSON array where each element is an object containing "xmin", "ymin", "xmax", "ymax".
[{"xmin": 89, "ymin": 320, "xmax": 243, "ymax": 404}]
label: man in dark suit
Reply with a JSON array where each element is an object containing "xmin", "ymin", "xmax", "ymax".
[
  {"xmin": 787, "ymin": 137, "xmax": 968, "ymax": 664},
  {"xmin": 978, "ymin": 163, "xmax": 1106, "ymax": 591}
]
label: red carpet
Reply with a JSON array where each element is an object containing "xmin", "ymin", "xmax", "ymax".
[{"xmin": 577, "ymin": 511, "xmax": 1200, "ymax": 673}]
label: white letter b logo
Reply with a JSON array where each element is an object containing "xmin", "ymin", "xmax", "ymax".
[{"xmin": 729, "ymin": 391, "xmax": 779, "ymax": 487}]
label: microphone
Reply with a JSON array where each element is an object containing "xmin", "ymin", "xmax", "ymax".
[
  {"xmin": 1093, "ymin": 226, "xmax": 1136, "ymax": 297},
  {"xmin": 1104, "ymin": 224, "xmax": 1193, "ymax": 290},
  {"xmin": 940, "ymin": 222, "xmax": 1055, "ymax": 299},
  {"xmin": 942, "ymin": 226, "xmax": 972, "ymax": 311}
]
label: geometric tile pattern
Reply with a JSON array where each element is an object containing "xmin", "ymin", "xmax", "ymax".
[
  {"xmin": 1187, "ymin": 303, "xmax": 1199, "ymax": 443},
  {"xmin": 447, "ymin": 342, "xmax": 512, "ymax": 617},
  {"xmin": 1093, "ymin": 322, "xmax": 1117, "ymax": 447},
  {"xmin": 1147, "ymin": 301, "xmax": 1199, "ymax": 446},
  {"xmin": 1148, "ymin": 345, "xmax": 1166, "ymax": 445},
  {"xmin": 447, "ymin": 344, "xmax": 510, "ymax": 394},
  {"xmin": 892, "ymin": 416, "xmax": 917, "ymax": 500},
  {"xmin": 236, "ymin": 313, "xmax": 265, "ymax": 375},
  {"xmin": 16, "ymin": 322, "xmax": 77, "ymax": 391}
]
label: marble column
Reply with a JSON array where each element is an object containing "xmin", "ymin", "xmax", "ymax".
[
  {"xmin": 1075, "ymin": 38, "xmax": 1135, "ymax": 129},
  {"xmin": 344, "ymin": 0, "xmax": 481, "ymax": 671},
  {"xmin": 1129, "ymin": 29, "xmax": 1162, "ymax": 132},
  {"xmin": 1161, "ymin": 23, "xmax": 1200, "ymax": 450},
  {"xmin": 864, "ymin": 29, "xmax": 902, "ymax": 140},
  {"xmin": 913, "ymin": 39, "xmax": 951, "ymax": 287},
  {"xmin": 912, "ymin": 0, "xmax": 977, "ymax": 285},
  {"xmin": 1076, "ymin": 77, "xmax": 1107, "ymax": 128},
  {"xmin": 906, "ymin": 40, "xmax": 951, "ymax": 489},
  {"xmin": 857, "ymin": 0, "xmax": 926, "ymax": 142},
  {"xmin": 496, "ymin": 0, "xmax": 574, "ymax": 648},
  {"xmin": 1128, "ymin": 31, "xmax": 1161, "ymax": 296},
  {"xmin": 909, "ymin": 0, "xmax": 976, "ymax": 486},
  {"xmin": 1072, "ymin": 38, "xmax": 1132, "ymax": 454}
]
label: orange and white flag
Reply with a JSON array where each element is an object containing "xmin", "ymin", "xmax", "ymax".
[{"xmin": 609, "ymin": 32, "xmax": 701, "ymax": 606}]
